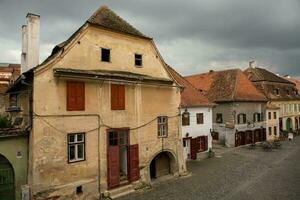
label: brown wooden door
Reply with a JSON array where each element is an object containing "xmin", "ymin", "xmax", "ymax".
[
  {"xmin": 190, "ymin": 138, "xmax": 198, "ymax": 160},
  {"xmin": 241, "ymin": 132, "xmax": 246, "ymax": 145},
  {"xmin": 107, "ymin": 146, "xmax": 120, "ymax": 188},
  {"xmin": 129, "ymin": 144, "xmax": 140, "ymax": 182}
]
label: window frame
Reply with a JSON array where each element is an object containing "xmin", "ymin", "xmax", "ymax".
[
  {"xmin": 268, "ymin": 127, "xmax": 272, "ymax": 135},
  {"xmin": 196, "ymin": 113, "xmax": 204, "ymax": 124},
  {"xmin": 274, "ymin": 126, "xmax": 277, "ymax": 135},
  {"xmin": 67, "ymin": 133, "xmax": 85, "ymax": 163},
  {"xmin": 158, "ymin": 116, "xmax": 168, "ymax": 138},
  {"xmin": 274, "ymin": 88, "xmax": 279, "ymax": 96},
  {"xmin": 182, "ymin": 113, "xmax": 190, "ymax": 126},
  {"xmin": 134, "ymin": 53, "xmax": 143, "ymax": 67},
  {"xmin": 237, "ymin": 113, "xmax": 247, "ymax": 124},
  {"xmin": 273, "ymin": 112, "xmax": 277, "ymax": 119},
  {"xmin": 216, "ymin": 113, "xmax": 223, "ymax": 124},
  {"xmin": 101, "ymin": 47, "xmax": 111, "ymax": 62},
  {"xmin": 268, "ymin": 112, "xmax": 272, "ymax": 120}
]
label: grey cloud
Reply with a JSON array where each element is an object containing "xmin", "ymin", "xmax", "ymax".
[{"xmin": 0, "ymin": 0, "xmax": 299, "ymax": 77}]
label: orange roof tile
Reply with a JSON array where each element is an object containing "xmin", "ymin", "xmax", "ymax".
[
  {"xmin": 167, "ymin": 66, "xmax": 215, "ymax": 107},
  {"xmin": 186, "ymin": 69, "xmax": 267, "ymax": 103}
]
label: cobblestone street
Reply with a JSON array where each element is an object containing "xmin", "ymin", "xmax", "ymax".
[{"xmin": 120, "ymin": 137, "xmax": 300, "ymax": 200}]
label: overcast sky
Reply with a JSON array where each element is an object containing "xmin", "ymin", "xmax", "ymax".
[{"xmin": 0, "ymin": 0, "xmax": 300, "ymax": 77}]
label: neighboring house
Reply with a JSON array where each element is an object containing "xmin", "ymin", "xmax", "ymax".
[
  {"xmin": 0, "ymin": 63, "xmax": 20, "ymax": 113},
  {"xmin": 266, "ymin": 102, "xmax": 280, "ymax": 141},
  {"xmin": 244, "ymin": 67, "xmax": 300, "ymax": 133},
  {"xmin": 167, "ymin": 66, "xmax": 215, "ymax": 160},
  {"xmin": 6, "ymin": 6, "xmax": 186, "ymax": 200},
  {"xmin": 186, "ymin": 69, "xmax": 268, "ymax": 147},
  {"xmin": 282, "ymin": 76, "xmax": 300, "ymax": 131}
]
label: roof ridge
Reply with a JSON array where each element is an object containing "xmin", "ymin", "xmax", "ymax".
[{"xmin": 185, "ymin": 68, "xmax": 239, "ymax": 78}]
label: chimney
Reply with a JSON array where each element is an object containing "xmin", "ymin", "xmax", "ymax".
[
  {"xmin": 21, "ymin": 13, "xmax": 40, "ymax": 73},
  {"xmin": 249, "ymin": 60, "xmax": 255, "ymax": 68}
]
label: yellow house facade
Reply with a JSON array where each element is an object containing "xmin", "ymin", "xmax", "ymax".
[{"xmin": 8, "ymin": 6, "xmax": 186, "ymax": 200}]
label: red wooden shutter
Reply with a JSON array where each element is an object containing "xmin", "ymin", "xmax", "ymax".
[
  {"xmin": 205, "ymin": 136, "xmax": 208, "ymax": 151},
  {"xmin": 111, "ymin": 84, "xmax": 125, "ymax": 110},
  {"xmin": 67, "ymin": 81, "xmax": 85, "ymax": 111},
  {"xmin": 107, "ymin": 146, "xmax": 120, "ymax": 188},
  {"xmin": 111, "ymin": 84, "xmax": 119, "ymax": 110},
  {"xmin": 118, "ymin": 85, "xmax": 125, "ymax": 110},
  {"xmin": 129, "ymin": 144, "xmax": 140, "ymax": 182},
  {"xmin": 76, "ymin": 82, "xmax": 85, "ymax": 110},
  {"xmin": 190, "ymin": 138, "xmax": 197, "ymax": 160}
]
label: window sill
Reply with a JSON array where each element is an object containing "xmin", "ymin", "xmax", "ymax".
[{"xmin": 68, "ymin": 159, "xmax": 85, "ymax": 164}]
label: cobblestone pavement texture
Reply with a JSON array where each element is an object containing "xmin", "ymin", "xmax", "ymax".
[{"xmin": 119, "ymin": 137, "xmax": 300, "ymax": 200}]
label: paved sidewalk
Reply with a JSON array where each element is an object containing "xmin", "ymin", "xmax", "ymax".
[{"xmin": 119, "ymin": 137, "xmax": 300, "ymax": 200}]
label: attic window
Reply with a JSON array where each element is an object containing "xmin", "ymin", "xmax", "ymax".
[
  {"xmin": 274, "ymin": 88, "xmax": 279, "ymax": 95},
  {"xmin": 135, "ymin": 54, "xmax": 142, "ymax": 67},
  {"xmin": 101, "ymin": 48, "xmax": 110, "ymax": 62}
]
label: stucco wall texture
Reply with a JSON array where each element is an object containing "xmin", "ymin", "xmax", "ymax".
[{"xmin": 29, "ymin": 26, "xmax": 186, "ymax": 199}]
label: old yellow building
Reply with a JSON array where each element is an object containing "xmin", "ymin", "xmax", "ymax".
[{"xmin": 8, "ymin": 6, "xmax": 186, "ymax": 199}]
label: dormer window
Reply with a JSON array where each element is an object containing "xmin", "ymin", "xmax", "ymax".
[
  {"xmin": 274, "ymin": 88, "xmax": 279, "ymax": 95},
  {"xmin": 135, "ymin": 54, "xmax": 142, "ymax": 67},
  {"xmin": 101, "ymin": 48, "xmax": 110, "ymax": 62}
]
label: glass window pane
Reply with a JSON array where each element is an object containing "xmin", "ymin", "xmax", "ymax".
[
  {"xmin": 77, "ymin": 134, "xmax": 83, "ymax": 142},
  {"xmin": 69, "ymin": 145, "xmax": 75, "ymax": 160},
  {"xmin": 77, "ymin": 144, "xmax": 84, "ymax": 159},
  {"xmin": 69, "ymin": 135, "xmax": 75, "ymax": 143}
]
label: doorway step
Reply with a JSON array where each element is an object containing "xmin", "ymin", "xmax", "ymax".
[{"xmin": 108, "ymin": 184, "xmax": 135, "ymax": 199}]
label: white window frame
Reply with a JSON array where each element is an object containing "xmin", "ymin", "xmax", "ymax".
[
  {"xmin": 158, "ymin": 116, "xmax": 168, "ymax": 137},
  {"xmin": 68, "ymin": 133, "xmax": 85, "ymax": 163}
]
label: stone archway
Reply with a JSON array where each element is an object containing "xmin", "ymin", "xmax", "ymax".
[
  {"xmin": 0, "ymin": 154, "xmax": 15, "ymax": 200},
  {"xmin": 286, "ymin": 118, "xmax": 292, "ymax": 132},
  {"xmin": 149, "ymin": 151, "xmax": 176, "ymax": 180}
]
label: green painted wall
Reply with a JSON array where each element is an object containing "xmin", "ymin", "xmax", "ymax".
[{"xmin": 0, "ymin": 135, "xmax": 28, "ymax": 200}]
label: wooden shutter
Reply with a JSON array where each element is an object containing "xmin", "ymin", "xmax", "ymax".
[
  {"xmin": 111, "ymin": 84, "xmax": 125, "ymax": 110},
  {"xmin": 204, "ymin": 136, "xmax": 208, "ymax": 151},
  {"xmin": 67, "ymin": 81, "xmax": 85, "ymax": 111},
  {"xmin": 129, "ymin": 144, "xmax": 140, "ymax": 182},
  {"xmin": 107, "ymin": 146, "xmax": 120, "ymax": 188},
  {"xmin": 190, "ymin": 138, "xmax": 197, "ymax": 160},
  {"xmin": 197, "ymin": 113, "xmax": 204, "ymax": 124},
  {"xmin": 118, "ymin": 85, "xmax": 125, "ymax": 110}
]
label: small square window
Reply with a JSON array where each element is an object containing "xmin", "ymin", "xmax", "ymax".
[
  {"xmin": 101, "ymin": 48, "xmax": 110, "ymax": 62},
  {"xmin": 216, "ymin": 113, "xmax": 223, "ymax": 123},
  {"xmin": 135, "ymin": 54, "xmax": 142, "ymax": 66}
]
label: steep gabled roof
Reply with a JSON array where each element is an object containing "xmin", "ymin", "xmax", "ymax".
[
  {"xmin": 283, "ymin": 77, "xmax": 300, "ymax": 92},
  {"xmin": 167, "ymin": 66, "xmax": 215, "ymax": 107},
  {"xmin": 244, "ymin": 67, "xmax": 293, "ymax": 84},
  {"xmin": 186, "ymin": 69, "xmax": 267, "ymax": 103},
  {"xmin": 87, "ymin": 5, "xmax": 148, "ymax": 39}
]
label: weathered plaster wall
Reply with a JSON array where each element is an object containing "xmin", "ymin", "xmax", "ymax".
[
  {"xmin": 30, "ymin": 25, "xmax": 185, "ymax": 199},
  {"xmin": 266, "ymin": 109, "xmax": 280, "ymax": 140},
  {"xmin": 0, "ymin": 136, "xmax": 28, "ymax": 200},
  {"xmin": 213, "ymin": 102, "xmax": 267, "ymax": 147}
]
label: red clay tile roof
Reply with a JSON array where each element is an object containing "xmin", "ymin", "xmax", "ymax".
[
  {"xmin": 167, "ymin": 66, "xmax": 215, "ymax": 107},
  {"xmin": 186, "ymin": 69, "xmax": 267, "ymax": 103}
]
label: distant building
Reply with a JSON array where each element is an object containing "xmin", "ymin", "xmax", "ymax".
[
  {"xmin": 244, "ymin": 67, "xmax": 300, "ymax": 133},
  {"xmin": 168, "ymin": 66, "xmax": 215, "ymax": 160},
  {"xmin": 186, "ymin": 69, "xmax": 268, "ymax": 147},
  {"xmin": 0, "ymin": 63, "xmax": 20, "ymax": 112}
]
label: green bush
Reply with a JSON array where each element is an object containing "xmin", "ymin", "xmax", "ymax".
[{"xmin": 0, "ymin": 115, "xmax": 12, "ymax": 128}]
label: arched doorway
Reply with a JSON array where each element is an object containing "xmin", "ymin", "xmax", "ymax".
[
  {"xmin": 0, "ymin": 154, "xmax": 15, "ymax": 200},
  {"xmin": 286, "ymin": 118, "xmax": 292, "ymax": 132},
  {"xmin": 150, "ymin": 151, "xmax": 175, "ymax": 179}
]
